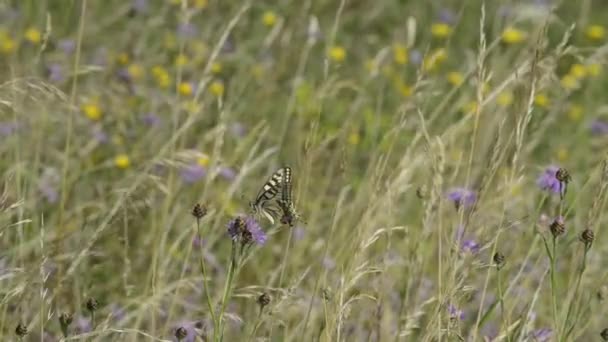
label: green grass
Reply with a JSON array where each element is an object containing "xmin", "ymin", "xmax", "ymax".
[{"xmin": 1, "ymin": 0, "xmax": 608, "ymax": 341}]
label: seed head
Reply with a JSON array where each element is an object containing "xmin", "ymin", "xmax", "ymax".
[
  {"xmin": 580, "ymin": 228, "xmax": 595, "ymax": 247},
  {"xmin": 493, "ymin": 252, "xmax": 505, "ymax": 269},
  {"xmin": 192, "ymin": 203, "xmax": 208, "ymax": 220},
  {"xmin": 15, "ymin": 323, "xmax": 27, "ymax": 337},
  {"xmin": 322, "ymin": 287, "xmax": 333, "ymax": 301},
  {"xmin": 175, "ymin": 326, "xmax": 188, "ymax": 341},
  {"xmin": 86, "ymin": 297, "xmax": 99, "ymax": 313},
  {"xmin": 59, "ymin": 312, "xmax": 73, "ymax": 337},
  {"xmin": 601, "ymin": 328, "xmax": 608, "ymax": 341},
  {"xmin": 416, "ymin": 185, "xmax": 427, "ymax": 199},
  {"xmin": 555, "ymin": 168, "xmax": 571, "ymax": 183},
  {"xmin": 258, "ymin": 292, "xmax": 271, "ymax": 309},
  {"xmin": 550, "ymin": 218, "xmax": 566, "ymax": 238}
]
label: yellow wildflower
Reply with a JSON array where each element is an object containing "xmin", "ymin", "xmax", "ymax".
[
  {"xmin": 446, "ymin": 71, "xmax": 464, "ymax": 86},
  {"xmin": 178, "ymin": 82, "xmax": 193, "ymax": 96},
  {"xmin": 560, "ymin": 74, "xmax": 579, "ymax": 90},
  {"xmin": 497, "ymin": 91, "xmax": 514, "ymax": 107},
  {"xmin": 399, "ymin": 83, "xmax": 413, "ymax": 97},
  {"xmin": 501, "ymin": 27, "xmax": 526, "ymax": 44},
  {"xmin": 117, "ymin": 52, "xmax": 130, "ymax": 65},
  {"xmin": 585, "ymin": 25, "xmax": 605, "ymax": 41},
  {"xmin": 211, "ymin": 61, "xmax": 222, "ymax": 74},
  {"xmin": 328, "ymin": 46, "xmax": 346, "ymax": 63},
  {"xmin": 431, "ymin": 23, "xmax": 452, "ymax": 38},
  {"xmin": 567, "ymin": 104, "xmax": 583, "ymax": 122},
  {"xmin": 348, "ymin": 131, "xmax": 360, "ymax": 146},
  {"xmin": 463, "ymin": 101, "xmax": 479, "ymax": 114},
  {"xmin": 262, "ymin": 11, "xmax": 277, "ymax": 27},
  {"xmin": 586, "ymin": 63, "xmax": 602, "ymax": 77},
  {"xmin": 175, "ymin": 53, "xmax": 189, "ymax": 67},
  {"xmin": 534, "ymin": 94, "xmax": 549, "ymax": 108},
  {"xmin": 24, "ymin": 27, "xmax": 41, "ymax": 44},
  {"xmin": 194, "ymin": 0, "xmax": 208, "ymax": 9},
  {"xmin": 197, "ymin": 154, "xmax": 210, "ymax": 167},
  {"xmin": 393, "ymin": 44, "xmax": 408, "ymax": 65},
  {"xmin": 127, "ymin": 63, "xmax": 144, "ymax": 80},
  {"xmin": 423, "ymin": 48, "xmax": 447, "ymax": 72},
  {"xmin": 251, "ymin": 64, "xmax": 264, "ymax": 79},
  {"xmin": 569, "ymin": 64, "xmax": 587, "ymax": 78},
  {"xmin": 114, "ymin": 154, "xmax": 131, "ymax": 169},
  {"xmin": 210, "ymin": 81, "xmax": 225, "ymax": 97},
  {"xmin": 82, "ymin": 102, "xmax": 102, "ymax": 121},
  {"xmin": 556, "ymin": 147, "xmax": 569, "ymax": 162},
  {"xmin": 0, "ymin": 37, "xmax": 15, "ymax": 54}
]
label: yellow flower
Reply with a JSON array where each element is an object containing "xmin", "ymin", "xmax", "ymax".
[
  {"xmin": 399, "ymin": 83, "xmax": 413, "ymax": 97},
  {"xmin": 209, "ymin": 81, "xmax": 224, "ymax": 97},
  {"xmin": 175, "ymin": 53, "xmax": 189, "ymax": 67},
  {"xmin": 117, "ymin": 52, "xmax": 130, "ymax": 65},
  {"xmin": 423, "ymin": 48, "xmax": 447, "ymax": 72},
  {"xmin": 446, "ymin": 71, "xmax": 464, "ymax": 86},
  {"xmin": 114, "ymin": 154, "xmax": 131, "ymax": 169},
  {"xmin": 211, "ymin": 61, "xmax": 222, "ymax": 74},
  {"xmin": 497, "ymin": 91, "xmax": 514, "ymax": 107},
  {"xmin": 194, "ymin": 0, "xmax": 208, "ymax": 9},
  {"xmin": 82, "ymin": 102, "xmax": 102, "ymax": 121},
  {"xmin": 393, "ymin": 44, "xmax": 408, "ymax": 65},
  {"xmin": 262, "ymin": 11, "xmax": 277, "ymax": 27},
  {"xmin": 586, "ymin": 63, "xmax": 602, "ymax": 77},
  {"xmin": 567, "ymin": 104, "xmax": 583, "ymax": 122},
  {"xmin": 585, "ymin": 25, "xmax": 605, "ymax": 41},
  {"xmin": 556, "ymin": 147, "xmax": 569, "ymax": 162},
  {"xmin": 183, "ymin": 100, "xmax": 201, "ymax": 114},
  {"xmin": 152, "ymin": 66, "xmax": 171, "ymax": 88},
  {"xmin": 463, "ymin": 101, "xmax": 479, "ymax": 114},
  {"xmin": 534, "ymin": 94, "xmax": 549, "ymax": 108},
  {"xmin": 24, "ymin": 27, "xmax": 41, "ymax": 44},
  {"xmin": 329, "ymin": 46, "xmax": 346, "ymax": 63},
  {"xmin": 251, "ymin": 64, "xmax": 264, "ymax": 79},
  {"xmin": 0, "ymin": 37, "xmax": 15, "ymax": 54},
  {"xmin": 560, "ymin": 74, "xmax": 579, "ymax": 90},
  {"xmin": 127, "ymin": 63, "xmax": 144, "ymax": 80},
  {"xmin": 348, "ymin": 131, "xmax": 360, "ymax": 145},
  {"xmin": 197, "ymin": 154, "xmax": 210, "ymax": 167},
  {"xmin": 501, "ymin": 27, "xmax": 526, "ymax": 44},
  {"xmin": 178, "ymin": 82, "xmax": 193, "ymax": 96},
  {"xmin": 431, "ymin": 23, "xmax": 452, "ymax": 38},
  {"xmin": 569, "ymin": 64, "xmax": 587, "ymax": 78}
]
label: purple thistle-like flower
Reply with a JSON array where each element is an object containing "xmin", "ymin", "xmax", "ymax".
[
  {"xmin": 58, "ymin": 39, "xmax": 75, "ymax": 54},
  {"xmin": 438, "ymin": 8, "xmax": 456, "ymax": 24},
  {"xmin": 177, "ymin": 23, "xmax": 197, "ymax": 40},
  {"xmin": 76, "ymin": 316, "xmax": 92, "ymax": 334},
  {"xmin": 227, "ymin": 216, "xmax": 266, "ymax": 245},
  {"xmin": 172, "ymin": 320, "xmax": 201, "ymax": 342},
  {"xmin": 409, "ymin": 49, "xmax": 423, "ymax": 66},
  {"xmin": 447, "ymin": 188, "xmax": 477, "ymax": 208},
  {"xmin": 590, "ymin": 119, "xmax": 608, "ymax": 135},
  {"xmin": 448, "ymin": 303, "xmax": 465, "ymax": 320},
  {"xmin": 219, "ymin": 166, "xmax": 236, "ymax": 181},
  {"xmin": 141, "ymin": 112, "xmax": 161, "ymax": 127},
  {"xmin": 529, "ymin": 328, "xmax": 552, "ymax": 342},
  {"xmin": 180, "ymin": 164, "xmax": 206, "ymax": 184},
  {"xmin": 461, "ymin": 239, "xmax": 480, "ymax": 254},
  {"xmin": 47, "ymin": 64, "xmax": 64, "ymax": 83},
  {"xmin": 536, "ymin": 166, "xmax": 561, "ymax": 194}
]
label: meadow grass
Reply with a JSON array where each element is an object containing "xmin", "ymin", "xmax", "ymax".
[{"xmin": 1, "ymin": 0, "xmax": 608, "ymax": 341}]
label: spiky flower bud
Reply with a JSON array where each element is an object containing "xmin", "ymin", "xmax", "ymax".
[
  {"xmin": 15, "ymin": 323, "xmax": 27, "ymax": 337},
  {"xmin": 59, "ymin": 312, "xmax": 73, "ymax": 337},
  {"xmin": 555, "ymin": 168, "xmax": 571, "ymax": 183},
  {"xmin": 493, "ymin": 252, "xmax": 505, "ymax": 269},
  {"xmin": 580, "ymin": 228, "xmax": 595, "ymax": 247},
  {"xmin": 322, "ymin": 287, "xmax": 333, "ymax": 301},
  {"xmin": 86, "ymin": 297, "xmax": 99, "ymax": 313},
  {"xmin": 601, "ymin": 328, "xmax": 608, "ymax": 341},
  {"xmin": 192, "ymin": 203, "xmax": 208, "ymax": 220},
  {"xmin": 550, "ymin": 218, "xmax": 566, "ymax": 238},
  {"xmin": 258, "ymin": 292, "xmax": 271, "ymax": 310},
  {"xmin": 416, "ymin": 185, "xmax": 427, "ymax": 199},
  {"xmin": 175, "ymin": 326, "xmax": 188, "ymax": 341}
]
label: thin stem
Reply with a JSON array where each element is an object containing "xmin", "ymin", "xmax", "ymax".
[
  {"xmin": 216, "ymin": 243, "xmax": 238, "ymax": 342},
  {"xmin": 197, "ymin": 219, "xmax": 217, "ymax": 330},
  {"xmin": 562, "ymin": 246, "xmax": 589, "ymax": 340},
  {"xmin": 550, "ymin": 236, "xmax": 560, "ymax": 340},
  {"xmin": 496, "ymin": 268, "xmax": 510, "ymax": 341}
]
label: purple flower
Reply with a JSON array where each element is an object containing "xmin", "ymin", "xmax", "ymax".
[
  {"xmin": 230, "ymin": 122, "xmax": 246, "ymax": 137},
  {"xmin": 438, "ymin": 8, "xmax": 456, "ymax": 24},
  {"xmin": 590, "ymin": 119, "xmax": 608, "ymax": 135},
  {"xmin": 180, "ymin": 164, "xmax": 206, "ymax": 183},
  {"xmin": 219, "ymin": 166, "xmax": 236, "ymax": 181},
  {"xmin": 536, "ymin": 166, "xmax": 561, "ymax": 194},
  {"xmin": 47, "ymin": 64, "xmax": 64, "ymax": 83},
  {"xmin": 76, "ymin": 316, "xmax": 92, "ymax": 334},
  {"xmin": 227, "ymin": 215, "xmax": 266, "ymax": 245},
  {"xmin": 192, "ymin": 236, "xmax": 205, "ymax": 248},
  {"xmin": 58, "ymin": 39, "xmax": 75, "ymax": 54},
  {"xmin": 529, "ymin": 328, "xmax": 552, "ymax": 342},
  {"xmin": 39, "ymin": 168, "xmax": 59, "ymax": 203},
  {"xmin": 177, "ymin": 23, "xmax": 197, "ymax": 40},
  {"xmin": 141, "ymin": 112, "xmax": 161, "ymax": 127},
  {"xmin": 461, "ymin": 239, "xmax": 480, "ymax": 254},
  {"xmin": 172, "ymin": 320, "xmax": 202, "ymax": 342},
  {"xmin": 0, "ymin": 121, "xmax": 19, "ymax": 136},
  {"xmin": 447, "ymin": 188, "xmax": 476, "ymax": 208},
  {"xmin": 132, "ymin": 0, "xmax": 148, "ymax": 13},
  {"xmin": 91, "ymin": 126, "xmax": 108, "ymax": 144},
  {"xmin": 448, "ymin": 303, "xmax": 465, "ymax": 320},
  {"xmin": 409, "ymin": 49, "xmax": 423, "ymax": 66}
]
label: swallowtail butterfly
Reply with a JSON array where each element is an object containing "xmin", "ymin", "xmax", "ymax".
[{"xmin": 249, "ymin": 166, "xmax": 289, "ymax": 224}]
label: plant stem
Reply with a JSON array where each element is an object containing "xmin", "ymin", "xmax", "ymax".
[
  {"xmin": 216, "ymin": 242, "xmax": 238, "ymax": 341},
  {"xmin": 550, "ymin": 236, "xmax": 559, "ymax": 340},
  {"xmin": 197, "ymin": 220, "xmax": 218, "ymax": 331}
]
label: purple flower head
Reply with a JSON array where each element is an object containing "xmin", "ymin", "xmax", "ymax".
[
  {"xmin": 529, "ymin": 328, "xmax": 552, "ymax": 342},
  {"xmin": 438, "ymin": 8, "xmax": 456, "ymax": 24},
  {"xmin": 409, "ymin": 49, "xmax": 423, "ymax": 66},
  {"xmin": 230, "ymin": 122, "xmax": 246, "ymax": 137},
  {"xmin": 192, "ymin": 236, "xmax": 206, "ymax": 248},
  {"xmin": 177, "ymin": 23, "xmax": 197, "ymax": 40},
  {"xmin": 180, "ymin": 164, "xmax": 206, "ymax": 184},
  {"xmin": 461, "ymin": 239, "xmax": 480, "ymax": 254},
  {"xmin": 448, "ymin": 303, "xmax": 465, "ymax": 320},
  {"xmin": 219, "ymin": 166, "xmax": 237, "ymax": 181},
  {"xmin": 590, "ymin": 119, "xmax": 608, "ymax": 135},
  {"xmin": 172, "ymin": 320, "xmax": 203, "ymax": 342},
  {"xmin": 536, "ymin": 166, "xmax": 561, "ymax": 194},
  {"xmin": 76, "ymin": 316, "xmax": 92, "ymax": 334},
  {"xmin": 132, "ymin": 0, "xmax": 148, "ymax": 13},
  {"xmin": 141, "ymin": 112, "xmax": 161, "ymax": 127},
  {"xmin": 447, "ymin": 188, "xmax": 477, "ymax": 209},
  {"xmin": 47, "ymin": 64, "xmax": 64, "ymax": 83},
  {"xmin": 227, "ymin": 215, "xmax": 266, "ymax": 245},
  {"xmin": 91, "ymin": 126, "xmax": 108, "ymax": 144},
  {"xmin": 58, "ymin": 39, "xmax": 75, "ymax": 54}
]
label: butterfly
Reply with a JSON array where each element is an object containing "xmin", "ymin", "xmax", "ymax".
[
  {"xmin": 276, "ymin": 166, "xmax": 305, "ymax": 227},
  {"xmin": 249, "ymin": 166, "xmax": 289, "ymax": 224}
]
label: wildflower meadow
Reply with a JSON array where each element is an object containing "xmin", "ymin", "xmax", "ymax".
[{"xmin": 2, "ymin": 0, "xmax": 608, "ymax": 341}]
